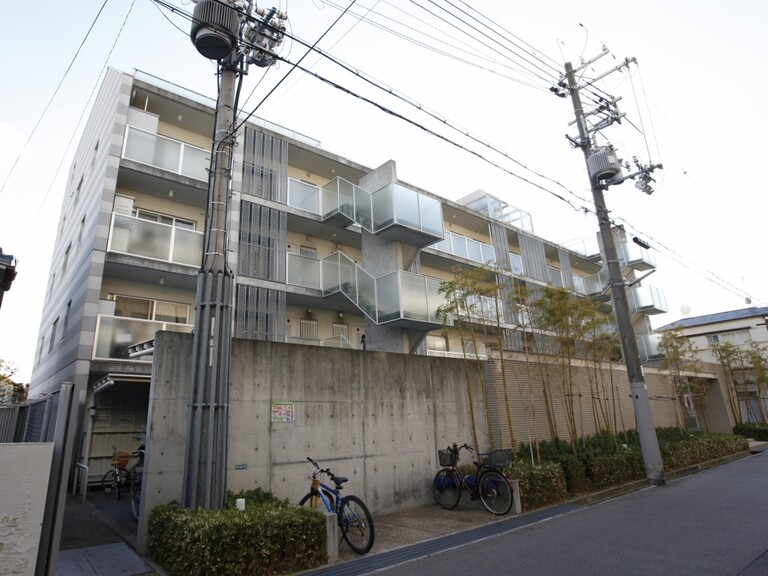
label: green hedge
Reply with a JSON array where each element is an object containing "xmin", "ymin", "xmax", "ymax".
[
  {"xmin": 660, "ymin": 432, "xmax": 748, "ymax": 470},
  {"xmin": 148, "ymin": 499, "xmax": 326, "ymax": 576},
  {"xmin": 504, "ymin": 461, "xmax": 567, "ymax": 510},
  {"xmin": 733, "ymin": 422, "xmax": 768, "ymax": 441},
  {"xmin": 512, "ymin": 429, "xmax": 748, "ymax": 507}
]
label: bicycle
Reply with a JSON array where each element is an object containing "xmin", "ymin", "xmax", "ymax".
[
  {"xmin": 433, "ymin": 443, "xmax": 513, "ymax": 515},
  {"xmin": 101, "ymin": 445, "xmax": 130, "ymax": 500},
  {"xmin": 100, "ymin": 438, "xmax": 144, "ymax": 508},
  {"xmin": 128, "ymin": 439, "xmax": 145, "ymax": 520},
  {"xmin": 298, "ymin": 457, "xmax": 375, "ymax": 554}
]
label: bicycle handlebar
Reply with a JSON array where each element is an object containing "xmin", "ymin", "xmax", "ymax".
[{"xmin": 306, "ymin": 456, "xmax": 332, "ymax": 477}]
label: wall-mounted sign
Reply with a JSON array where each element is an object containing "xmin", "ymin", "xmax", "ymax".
[{"xmin": 271, "ymin": 401, "xmax": 295, "ymax": 423}]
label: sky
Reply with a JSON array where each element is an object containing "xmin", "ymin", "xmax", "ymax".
[{"xmin": 1, "ymin": 0, "xmax": 766, "ymax": 383}]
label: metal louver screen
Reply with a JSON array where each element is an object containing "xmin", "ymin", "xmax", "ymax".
[
  {"xmin": 238, "ymin": 201, "xmax": 287, "ymax": 281},
  {"xmin": 235, "ymin": 285, "xmax": 286, "ymax": 341},
  {"xmin": 243, "ymin": 128, "xmax": 288, "ymax": 202}
]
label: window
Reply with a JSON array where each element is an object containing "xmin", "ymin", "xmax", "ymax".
[
  {"xmin": 77, "ymin": 216, "xmax": 86, "ymax": 251},
  {"xmin": 299, "ymin": 318, "xmax": 318, "ymax": 339},
  {"xmin": 332, "ymin": 322, "xmax": 349, "ymax": 340},
  {"xmin": 112, "ymin": 294, "xmax": 189, "ymax": 323},
  {"xmin": 49, "ymin": 318, "xmax": 59, "ymax": 353},
  {"xmin": 135, "ymin": 209, "xmax": 195, "ymax": 230},
  {"xmin": 74, "ymin": 176, "xmax": 83, "ymax": 204},
  {"xmin": 509, "ymin": 252, "xmax": 523, "ymax": 275},
  {"xmin": 39, "ymin": 336, "xmax": 45, "ymax": 363},
  {"xmin": 426, "ymin": 334, "xmax": 448, "ymax": 352},
  {"xmin": 299, "ymin": 245, "xmax": 317, "ymax": 258},
  {"xmin": 62, "ymin": 243, "xmax": 71, "ymax": 275},
  {"xmin": 63, "ymin": 300, "xmax": 72, "ymax": 339}
]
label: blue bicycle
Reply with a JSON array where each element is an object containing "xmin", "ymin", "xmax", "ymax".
[{"xmin": 299, "ymin": 457, "xmax": 375, "ymax": 554}]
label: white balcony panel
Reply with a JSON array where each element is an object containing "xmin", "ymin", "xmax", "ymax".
[{"xmin": 93, "ymin": 315, "xmax": 193, "ymax": 361}]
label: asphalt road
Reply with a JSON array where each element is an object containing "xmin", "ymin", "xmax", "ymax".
[{"xmin": 372, "ymin": 451, "xmax": 768, "ymax": 576}]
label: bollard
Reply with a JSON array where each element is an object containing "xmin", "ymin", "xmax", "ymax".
[
  {"xmin": 509, "ymin": 479, "xmax": 522, "ymax": 515},
  {"xmin": 324, "ymin": 508, "xmax": 339, "ymax": 562}
]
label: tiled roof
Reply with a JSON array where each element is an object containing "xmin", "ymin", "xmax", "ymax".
[{"xmin": 657, "ymin": 306, "xmax": 768, "ymax": 331}]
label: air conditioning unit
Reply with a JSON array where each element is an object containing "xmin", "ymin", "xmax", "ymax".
[{"xmin": 587, "ymin": 146, "xmax": 623, "ymax": 182}]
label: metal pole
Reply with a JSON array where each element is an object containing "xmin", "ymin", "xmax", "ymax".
[
  {"xmin": 183, "ymin": 59, "xmax": 236, "ymax": 509},
  {"xmin": 565, "ymin": 62, "xmax": 664, "ymax": 483}
]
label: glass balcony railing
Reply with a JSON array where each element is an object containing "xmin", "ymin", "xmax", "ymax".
[
  {"xmin": 618, "ymin": 242, "xmax": 656, "ymax": 271},
  {"xmin": 295, "ymin": 251, "xmax": 448, "ymax": 326},
  {"xmin": 122, "ymin": 126, "xmax": 208, "ymax": 181},
  {"xmin": 93, "ymin": 315, "xmax": 193, "ymax": 361},
  {"xmin": 628, "ymin": 285, "xmax": 668, "ymax": 315},
  {"xmin": 322, "ymin": 177, "xmax": 370, "ymax": 229},
  {"xmin": 286, "ymin": 252, "xmax": 321, "ymax": 289},
  {"xmin": 108, "ymin": 213, "xmax": 203, "ymax": 266},
  {"xmin": 637, "ymin": 333, "xmax": 664, "ymax": 362},
  {"xmin": 371, "ymin": 183, "xmax": 444, "ymax": 241},
  {"xmin": 287, "ymin": 178, "xmax": 321, "ymax": 214},
  {"xmin": 462, "ymin": 293, "xmax": 505, "ymax": 324},
  {"xmin": 432, "ymin": 231, "xmax": 496, "ymax": 266},
  {"xmin": 547, "ymin": 265, "xmax": 563, "ymax": 287}
]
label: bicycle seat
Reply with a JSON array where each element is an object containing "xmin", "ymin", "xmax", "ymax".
[{"xmin": 331, "ymin": 475, "xmax": 348, "ymax": 485}]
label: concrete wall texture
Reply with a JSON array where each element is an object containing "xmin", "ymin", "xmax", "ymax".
[
  {"xmin": 143, "ymin": 331, "xmax": 734, "ymax": 540},
  {"xmin": 0, "ymin": 443, "xmax": 54, "ymax": 576}
]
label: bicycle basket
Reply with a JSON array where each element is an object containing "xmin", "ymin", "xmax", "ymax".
[
  {"xmin": 438, "ymin": 448, "xmax": 458, "ymax": 467},
  {"xmin": 481, "ymin": 449, "xmax": 512, "ymax": 468},
  {"xmin": 113, "ymin": 451, "xmax": 130, "ymax": 468}
]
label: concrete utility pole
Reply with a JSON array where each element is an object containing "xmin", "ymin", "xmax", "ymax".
[
  {"xmin": 185, "ymin": 0, "xmax": 286, "ymax": 509},
  {"xmin": 562, "ymin": 57, "xmax": 665, "ymax": 484}
]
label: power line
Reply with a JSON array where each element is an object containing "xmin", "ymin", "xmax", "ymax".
[{"xmin": 0, "ymin": 0, "xmax": 111, "ymax": 196}]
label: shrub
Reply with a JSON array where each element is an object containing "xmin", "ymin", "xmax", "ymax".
[
  {"xmin": 585, "ymin": 449, "xmax": 645, "ymax": 490},
  {"xmin": 505, "ymin": 461, "xmax": 567, "ymax": 510},
  {"xmin": 148, "ymin": 499, "xmax": 326, "ymax": 576},
  {"xmin": 733, "ymin": 422, "xmax": 768, "ymax": 441},
  {"xmin": 660, "ymin": 432, "xmax": 748, "ymax": 470}
]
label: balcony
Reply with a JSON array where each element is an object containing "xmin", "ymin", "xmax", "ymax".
[
  {"xmin": 432, "ymin": 231, "xmax": 496, "ymax": 267},
  {"xmin": 618, "ymin": 241, "xmax": 656, "ymax": 272},
  {"xmin": 628, "ymin": 285, "xmax": 668, "ymax": 316},
  {"xmin": 287, "ymin": 178, "xmax": 321, "ymax": 214},
  {"xmin": 108, "ymin": 213, "xmax": 203, "ymax": 267},
  {"xmin": 122, "ymin": 126, "xmax": 208, "ymax": 181},
  {"xmin": 93, "ymin": 315, "xmax": 193, "ymax": 361},
  {"xmin": 637, "ymin": 333, "xmax": 665, "ymax": 363},
  {"xmin": 370, "ymin": 183, "xmax": 444, "ymax": 246},
  {"xmin": 322, "ymin": 177, "xmax": 372, "ymax": 230},
  {"xmin": 286, "ymin": 251, "xmax": 448, "ymax": 329}
]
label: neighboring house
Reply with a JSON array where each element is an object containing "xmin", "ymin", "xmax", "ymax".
[
  {"xmin": 28, "ymin": 68, "xmax": 668, "ymax": 482},
  {"xmin": 658, "ymin": 306, "xmax": 768, "ymax": 423},
  {"xmin": 657, "ymin": 307, "xmax": 768, "ymax": 364}
]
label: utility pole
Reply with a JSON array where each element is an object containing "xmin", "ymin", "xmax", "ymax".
[
  {"xmin": 185, "ymin": 0, "xmax": 287, "ymax": 509},
  {"xmin": 558, "ymin": 54, "xmax": 665, "ymax": 483}
]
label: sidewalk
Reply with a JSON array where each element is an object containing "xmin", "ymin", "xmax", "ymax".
[{"xmin": 57, "ymin": 442, "xmax": 767, "ymax": 575}]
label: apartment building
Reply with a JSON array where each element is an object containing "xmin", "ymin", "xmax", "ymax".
[{"xmin": 28, "ymin": 68, "xmax": 667, "ymax": 479}]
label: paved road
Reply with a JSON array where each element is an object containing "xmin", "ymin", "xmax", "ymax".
[{"xmin": 368, "ymin": 451, "xmax": 768, "ymax": 576}]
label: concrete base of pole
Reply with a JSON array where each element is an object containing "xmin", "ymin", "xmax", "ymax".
[
  {"xmin": 324, "ymin": 508, "xmax": 339, "ymax": 562},
  {"xmin": 629, "ymin": 380, "xmax": 665, "ymax": 484}
]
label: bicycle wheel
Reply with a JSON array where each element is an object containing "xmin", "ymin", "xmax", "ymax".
[
  {"xmin": 299, "ymin": 489, "xmax": 335, "ymax": 511},
  {"xmin": 433, "ymin": 468, "xmax": 461, "ymax": 510},
  {"xmin": 339, "ymin": 494, "xmax": 374, "ymax": 554},
  {"xmin": 130, "ymin": 466, "xmax": 143, "ymax": 520},
  {"xmin": 478, "ymin": 470, "xmax": 513, "ymax": 515},
  {"xmin": 101, "ymin": 468, "xmax": 129, "ymax": 499}
]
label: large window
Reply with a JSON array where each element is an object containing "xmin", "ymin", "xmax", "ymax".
[
  {"xmin": 135, "ymin": 209, "xmax": 195, "ymax": 230},
  {"xmin": 111, "ymin": 294, "xmax": 189, "ymax": 324}
]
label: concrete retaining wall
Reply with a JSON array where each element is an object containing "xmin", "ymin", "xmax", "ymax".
[
  {"xmin": 0, "ymin": 443, "xmax": 54, "ymax": 576},
  {"xmin": 142, "ymin": 331, "xmax": 732, "ymax": 530}
]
